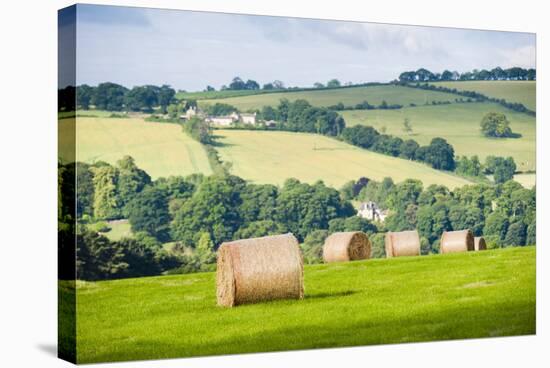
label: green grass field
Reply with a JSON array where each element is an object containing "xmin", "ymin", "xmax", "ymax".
[
  {"xmin": 340, "ymin": 102, "xmax": 536, "ymax": 172},
  {"xmin": 58, "ymin": 117, "xmax": 212, "ymax": 179},
  {"xmin": 430, "ymin": 81, "xmax": 536, "ymax": 111},
  {"xmin": 201, "ymin": 85, "xmax": 461, "ymax": 111},
  {"xmin": 97, "ymin": 220, "xmax": 133, "ymax": 241},
  {"xmin": 67, "ymin": 247, "xmax": 535, "ymax": 363},
  {"xmin": 215, "ymin": 130, "xmax": 471, "ymax": 189}
]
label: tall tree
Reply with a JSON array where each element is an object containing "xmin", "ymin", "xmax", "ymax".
[{"xmin": 92, "ymin": 166, "xmax": 120, "ymax": 220}]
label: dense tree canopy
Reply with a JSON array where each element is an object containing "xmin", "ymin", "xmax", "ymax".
[{"xmin": 480, "ymin": 112, "xmax": 515, "ymax": 138}]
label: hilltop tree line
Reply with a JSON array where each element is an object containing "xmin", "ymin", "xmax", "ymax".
[
  {"xmin": 398, "ymin": 67, "xmax": 536, "ymax": 83},
  {"xmin": 59, "ymin": 83, "xmax": 176, "ymax": 113},
  {"xmin": 59, "ymin": 156, "xmax": 535, "ymax": 280}
]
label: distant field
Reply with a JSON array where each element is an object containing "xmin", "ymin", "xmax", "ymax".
[
  {"xmin": 215, "ymin": 130, "xmax": 471, "ymax": 189},
  {"xmin": 341, "ymin": 102, "xmax": 536, "ymax": 171},
  {"xmin": 58, "ymin": 109, "xmax": 122, "ymax": 119},
  {"xmin": 98, "ymin": 220, "xmax": 133, "ymax": 241},
  {"xmin": 68, "ymin": 247, "xmax": 535, "ymax": 363},
  {"xmin": 514, "ymin": 173, "xmax": 536, "ymax": 189},
  {"xmin": 201, "ymin": 85, "xmax": 461, "ymax": 111},
  {"xmin": 430, "ymin": 81, "xmax": 536, "ymax": 110},
  {"xmin": 176, "ymin": 89, "xmax": 279, "ymax": 101},
  {"xmin": 58, "ymin": 117, "xmax": 212, "ymax": 179}
]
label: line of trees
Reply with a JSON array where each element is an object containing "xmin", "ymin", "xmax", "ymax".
[
  {"xmin": 327, "ymin": 100, "xmax": 403, "ymax": 111},
  {"xmin": 400, "ymin": 82, "xmax": 535, "ymax": 116},
  {"xmin": 59, "ymin": 151, "xmax": 533, "ymax": 280},
  {"xmin": 58, "ymin": 83, "xmax": 177, "ymax": 113},
  {"xmin": 61, "ymin": 157, "xmax": 382, "ymax": 279},
  {"xmin": 253, "ymin": 99, "xmax": 518, "ymax": 180},
  {"xmin": 340, "ymin": 125, "xmax": 457, "ymax": 171},
  {"xmin": 258, "ymin": 99, "xmax": 345, "ymax": 136},
  {"xmin": 398, "ymin": 67, "xmax": 536, "ymax": 83}
]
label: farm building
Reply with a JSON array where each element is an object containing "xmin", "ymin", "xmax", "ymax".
[
  {"xmin": 240, "ymin": 112, "xmax": 257, "ymax": 125},
  {"xmin": 206, "ymin": 112, "xmax": 239, "ymax": 126},
  {"xmin": 357, "ymin": 201, "xmax": 387, "ymax": 222}
]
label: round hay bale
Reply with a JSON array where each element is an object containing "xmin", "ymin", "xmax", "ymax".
[
  {"xmin": 474, "ymin": 236, "xmax": 487, "ymax": 251},
  {"xmin": 216, "ymin": 233, "xmax": 304, "ymax": 307},
  {"xmin": 385, "ymin": 230, "xmax": 420, "ymax": 258},
  {"xmin": 440, "ymin": 230, "xmax": 474, "ymax": 254},
  {"xmin": 322, "ymin": 231, "xmax": 371, "ymax": 263}
]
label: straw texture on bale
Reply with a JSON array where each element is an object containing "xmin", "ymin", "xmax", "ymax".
[
  {"xmin": 216, "ymin": 233, "xmax": 304, "ymax": 307},
  {"xmin": 385, "ymin": 230, "xmax": 420, "ymax": 258},
  {"xmin": 474, "ymin": 236, "xmax": 487, "ymax": 251},
  {"xmin": 322, "ymin": 231, "xmax": 371, "ymax": 263},
  {"xmin": 440, "ymin": 230, "xmax": 474, "ymax": 254}
]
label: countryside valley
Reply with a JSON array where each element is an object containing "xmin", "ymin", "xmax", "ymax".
[{"xmin": 59, "ymin": 66, "xmax": 536, "ymax": 362}]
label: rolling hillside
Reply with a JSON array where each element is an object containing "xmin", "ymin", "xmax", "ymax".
[
  {"xmin": 66, "ymin": 247, "xmax": 536, "ymax": 363},
  {"xmin": 340, "ymin": 102, "xmax": 536, "ymax": 172},
  {"xmin": 215, "ymin": 130, "xmax": 472, "ymax": 189},
  {"xmin": 429, "ymin": 81, "xmax": 536, "ymax": 110},
  {"xmin": 200, "ymin": 85, "xmax": 461, "ymax": 111},
  {"xmin": 58, "ymin": 117, "xmax": 212, "ymax": 179}
]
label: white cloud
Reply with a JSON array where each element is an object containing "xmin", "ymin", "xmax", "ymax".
[{"xmin": 500, "ymin": 45, "xmax": 536, "ymax": 68}]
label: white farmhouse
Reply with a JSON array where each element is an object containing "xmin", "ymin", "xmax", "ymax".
[
  {"xmin": 357, "ymin": 201, "xmax": 388, "ymax": 222},
  {"xmin": 206, "ymin": 112, "xmax": 240, "ymax": 127},
  {"xmin": 240, "ymin": 112, "xmax": 257, "ymax": 125}
]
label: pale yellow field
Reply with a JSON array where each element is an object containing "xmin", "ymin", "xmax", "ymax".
[
  {"xmin": 58, "ymin": 117, "xmax": 212, "ymax": 179},
  {"xmin": 215, "ymin": 130, "xmax": 472, "ymax": 189},
  {"xmin": 513, "ymin": 173, "xmax": 536, "ymax": 189}
]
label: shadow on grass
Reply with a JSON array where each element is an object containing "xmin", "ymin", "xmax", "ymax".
[
  {"xmin": 209, "ymin": 136, "xmax": 235, "ymax": 148},
  {"xmin": 305, "ymin": 290, "xmax": 357, "ymax": 299}
]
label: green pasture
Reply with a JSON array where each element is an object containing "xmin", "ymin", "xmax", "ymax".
[
  {"xmin": 67, "ymin": 247, "xmax": 535, "ymax": 363},
  {"xmin": 340, "ymin": 102, "xmax": 536, "ymax": 171},
  {"xmin": 58, "ymin": 117, "xmax": 212, "ymax": 179},
  {"xmin": 214, "ymin": 130, "xmax": 471, "ymax": 189},
  {"xmin": 430, "ymin": 81, "xmax": 536, "ymax": 110},
  {"xmin": 200, "ymin": 85, "xmax": 461, "ymax": 111}
]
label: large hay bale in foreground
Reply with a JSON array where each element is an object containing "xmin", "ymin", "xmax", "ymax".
[
  {"xmin": 440, "ymin": 230, "xmax": 474, "ymax": 254},
  {"xmin": 385, "ymin": 230, "xmax": 420, "ymax": 258},
  {"xmin": 322, "ymin": 231, "xmax": 371, "ymax": 263},
  {"xmin": 474, "ymin": 236, "xmax": 487, "ymax": 251},
  {"xmin": 216, "ymin": 233, "xmax": 304, "ymax": 307}
]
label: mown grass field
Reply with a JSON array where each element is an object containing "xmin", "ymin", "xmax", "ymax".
[
  {"xmin": 215, "ymin": 130, "xmax": 471, "ymax": 189},
  {"xmin": 201, "ymin": 85, "xmax": 461, "ymax": 111},
  {"xmin": 67, "ymin": 247, "xmax": 535, "ymax": 363},
  {"xmin": 58, "ymin": 117, "xmax": 212, "ymax": 179},
  {"xmin": 341, "ymin": 102, "xmax": 536, "ymax": 172},
  {"xmin": 430, "ymin": 81, "xmax": 536, "ymax": 110}
]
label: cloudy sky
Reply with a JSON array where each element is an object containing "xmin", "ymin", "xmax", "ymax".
[{"xmin": 62, "ymin": 4, "xmax": 536, "ymax": 90}]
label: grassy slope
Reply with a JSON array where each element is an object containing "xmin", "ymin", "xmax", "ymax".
[
  {"xmin": 200, "ymin": 85, "xmax": 461, "ymax": 111},
  {"xmin": 58, "ymin": 117, "xmax": 212, "ymax": 179},
  {"xmin": 215, "ymin": 130, "xmax": 471, "ymax": 189},
  {"xmin": 97, "ymin": 220, "xmax": 133, "ymax": 241},
  {"xmin": 340, "ymin": 102, "xmax": 536, "ymax": 172},
  {"xmin": 71, "ymin": 247, "xmax": 535, "ymax": 363},
  {"xmin": 430, "ymin": 81, "xmax": 536, "ymax": 110}
]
